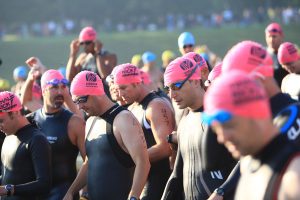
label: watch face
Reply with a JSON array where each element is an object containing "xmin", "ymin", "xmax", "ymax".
[
  {"xmin": 216, "ymin": 188, "xmax": 225, "ymax": 196},
  {"xmin": 130, "ymin": 197, "xmax": 138, "ymax": 200},
  {"xmin": 5, "ymin": 185, "xmax": 12, "ymax": 190}
]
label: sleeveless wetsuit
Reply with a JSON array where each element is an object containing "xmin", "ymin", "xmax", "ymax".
[
  {"xmin": 86, "ymin": 104, "xmax": 135, "ymax": 200},
  {"xmin": 235, "ymin": 134, "xmax": 300, "ymax": 200},
  {"xmin": 27, "ymin": 108, "xmax": 79, "ymax": 200},
  {"xmin": 162, "ymin": 107, "xmax": 236, "ymax": 200},
  {"xmin": 135, "ymin": 92, "xmax": 171, "ymax": 200},
  {"xmin": 1, "ymin": 124, "xmax": 51, "ymax": 200}
]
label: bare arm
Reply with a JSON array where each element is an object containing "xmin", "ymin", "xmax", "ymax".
[
  {"xmin": 94, "ymin": 40, "xmax": 117, "ymax": 79},
  {"xmin": 68, "ymin": 115, "xmax": 86, "ymax": 159},
  {"xmin": 115, "ymin": 111, "xmax": 150, "ymax": 199},
  {"xmin": 278, "ymin": 156, "xmax": 300, "ymax": 199},
  {"xmin": 20, "ymin": 69, "xmax": 42, "ymax": 112},
  {"xmin": 62, "ymin": 86, "xmax": 84, "ymax": 119},
  {"xmin": 147, "ymin": 99, "xmax": 175, "ymax": 162},
  {"xmin": 66, "ymin": 39, "xmax": 81, "ymax": 82}
]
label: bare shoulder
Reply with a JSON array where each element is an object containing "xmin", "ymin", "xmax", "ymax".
[
  {"xmin": 148, "ymin": 97, "xmax": 171, "ymax": 111},
  {"xmin": 68, "ymin": 114, "xmax": 86, "ymax": 130},
  {"xmin": 279, "ymin": 154, "xmax": 300, "ymax": 199},
  {"xmin": 114, "ymin": 110, "xmax": 137, "ymax": 126}
]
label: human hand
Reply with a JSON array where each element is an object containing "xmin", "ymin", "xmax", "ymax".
[
  {"xmin": 207, "ymin": 192, "xmax": 223, "ymax": 200},
  {"xmin": 25, "ymin": 57, "xmax": 45, "ymax": 69},
  {"xmin": 94, "ymin": 40, "xmax": 103, "ymax": 54},
  {"xmin": 70, "ymin": 39, "xmax": 80, "ymax": 56}
]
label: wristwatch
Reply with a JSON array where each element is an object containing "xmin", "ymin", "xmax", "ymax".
[
  {"xmin": 214, "ymin": 187, "xmax": 225, "ymax": 196},
  {"xmin": 166, "ymin": 134, "xmax": 173, "ymax": 144},
  {"xmin": 4, "ymin": 184, "xmax": 13, "ymax": 196},
  {"xmin": 129, "ymin": 197, "xmax": 139, "ymax": 200}
]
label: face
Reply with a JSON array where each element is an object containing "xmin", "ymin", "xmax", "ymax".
[
  {"xmin": 72, "ymin": 95, "xmax": 95, "ymax": 116},
  {"xmin": 281, "ymin": 60, "xmax": 300, "ymax": 74},
  {"xmin": 211, "ymin": 116, "xmax": 260, "ymax": 159},
  {"xmin": 166, "ymin": 80, "xmax": 194, "ymax": 109},
  {"xmin": 108, "ymin": 82, "xmax": 120, "ymax": 102},
  {"xmin": 179, "ymin": 44, "xmax": 194, "ymax": 55},
  {"xmin": 80, "ymin": 40, "xmax": 94, "ymax": 53},
  {"xmin": 265, "ymin": 33, "xmax": 283, "ymax": 51},
  {"xmin": 0, "ymin": 112, "xmax": 17, "ymax": 135},
  {"xmin": 115, "ymin": 83, "xmax": 138, "ymax": 105},
  {"xmin": 43, "ymin": 83, "xmax": 66, "ymax": 109}
]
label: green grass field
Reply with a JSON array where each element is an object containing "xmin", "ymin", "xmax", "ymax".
[{"xmin": 1, "ymin": 23, "xmax": 300, "ymax": 84}]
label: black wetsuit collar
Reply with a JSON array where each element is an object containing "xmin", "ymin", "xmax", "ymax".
[
  {"xmin": 192, "ymin": 106, "xmax": 204, "ymax": 113},
  {"xmin": 139, "ymin": 92, "xmax": 156, "ymax": 105},
  {"xmin": 15, "ymin": 124, "xmax": 33, "ymax": 135},
  {"xmin": 99, "ymin": 104, "xmax": 119, "ymax": 121},
  {"xmin": 252, "ymin": 134, "xmax": 286, "ymax": 163}
]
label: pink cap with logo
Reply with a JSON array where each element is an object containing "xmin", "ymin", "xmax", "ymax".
[
  {"xmin": 164, "ymin": 57, "xmax": 201, "ymax": 86},
  {"xmin": 41, "ymin": 69, "xmax": 65, "ymax": 91},
  {"xmin": 70, "ymin": 70, "xmax": 104, "ymax": 96},
  {"xmin": 183, "ymin": 52, "xmax": 208, "ymax": 71},
  {"xmin": 278, "ymin": 42, "xmax": 300, "ymax": 64},
  {"xmin": 222, "ymin": 41, "xmax": 274, "ymax": 77},
  {"xmin": 205, "ymin": 62, "xmax": 222, "ymax": 86},
  {"xmin": 0, "ymin": 91, "xmax": 22, "ymax": 115},
  {"xmin": 114, "ymin": 63, "xmax": 142, "ymax": 85},
  {"xmin": 79, "ymin": 26, "xmax": 97, "ymax": 42},
  {"xmin": 265, "ymin": 22, "xmax": 283, "ymax": 35},
  {"xmin": 204, "ymin": 70, "xmax": 271, "ymax": 122}
]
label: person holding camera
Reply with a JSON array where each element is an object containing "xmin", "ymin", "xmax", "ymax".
[{"xmin": 66, "ymin": 26, "xmax": 117, "ymax": 98}]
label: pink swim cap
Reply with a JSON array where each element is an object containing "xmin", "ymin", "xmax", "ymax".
[
  {"xmin": 114, "ymin": 63, "xmax": 142, "ymax": 85},
  {"xmin": 79, "ymin": 26, "xmax": 97, "ymax": 42},
  {"xmin": 278, "ymin": 42, "xmax": 300, "ymax": 64},
  {"xmin": 183, "ymin": 52, "xmax": 208, "ymax": 71},
  {"xmin": 222, "ymin": 41, "xmax": 274, "ymax": 77},
  {"xmin": 0, "ymin": 91, "xmax": 22, "ymax": 115},
  {"xmin": 70, "ymin": 70, "xmax": 104, "ymax": 96},
  {"xmin": 205, "ymin": 62, "xmax": 222, "ymax": 87},
  {"xmin": 41, "ymin": 69, "xmax": 66, "ymax": 91},
  {"xmin": 203, "ymin": 70, "xmax": 271, "ymax": 125},
  {"xmin": 140, "ymin": 70, "xmax": 152, "ymax": 85},
  {"xmin": 265, "ymin": 22, "xmax": 283, "ymax": 35},
  {"xmin": 164, "ymin": 57, "xmax": 201, "ymax": 86}
]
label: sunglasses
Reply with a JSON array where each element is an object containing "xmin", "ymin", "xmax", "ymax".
[
  {"xmin": 164, "ymin": 64, "xmax": 198, "ymax": 92},
  {"xmin": 80, "ymin": 41, "xmax": 93, "ymax": 45},
  {"xmin": 183, "ymin": 44, "xmax": 194, "ymax": 49},
  {"xmin": 267, "ymin": 28, "xmax": 282, "ymax": 34},
  {"xmin": 73, "ymin": 95, "xmax": 89, "ymax": 104},
  {"xmin": 202, "ymin": 110, "xmax": 233, "ymax": 125},
  {"xmin": 46, "ymin": 78, "xmax": 69, "ymax": 87}
]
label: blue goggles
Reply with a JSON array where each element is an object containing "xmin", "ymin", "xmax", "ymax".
[
  {"xmin": 46, "ymin": 78, "xmax": 69, "ymax": 86},
  {"xmin": 164, "ymin": 63, "xmax": 199, "ymax": 91},
  {"xmin": 202, "ymin": 110, "xmax": 233, "ymax": 125}
]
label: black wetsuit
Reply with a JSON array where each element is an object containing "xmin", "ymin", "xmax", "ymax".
[
  {"xmin": 85, "ymin": 104, "xmax": 135, "ymax": 200},
  {"xmin": 27, "ymin": 108, "xmax": 79, "ymax": 200},
  {"xmin": 135, "ymin": 92, "xmax": 171, "ymax": 200},
  {"xmin": 1, "ymin": 124, "xmax": 51, "ymax": 200},
  {"xmin": 235, "ymin": 134, "xmax": 300, "ymax": 199},
  {"xmin": 162, "ymin": 107, "xmax": 236, "ymax": 200},
  {"xmin": 269, "ymin": 92, "xmax": 296, "ymax": 117}
]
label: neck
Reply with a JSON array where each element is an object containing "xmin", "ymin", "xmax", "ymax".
[
  {"xmin": 43, "ymin": 105, "xmax": 61, "ymax": 114},
  {"xmin": 188, "ymin": 85, "xmax": 205, "ymax": 111},
  {"xmin": 136, "ymin": 87, "xmax": 151, "ymax": 103},
  {"xmin": 95, "ymin": 96, "xmax": 116, "ymax": 116}
]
